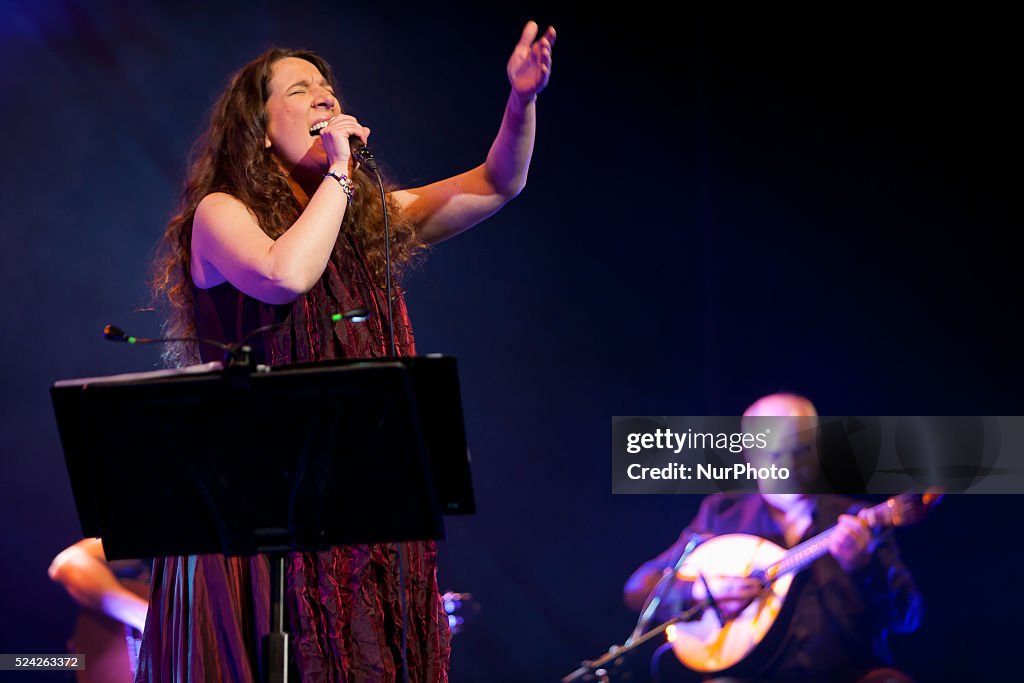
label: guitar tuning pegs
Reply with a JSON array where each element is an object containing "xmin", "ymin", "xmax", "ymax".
[{"xmin": 922, "ymin": 487, "xmax": 944, "ymax": 508}]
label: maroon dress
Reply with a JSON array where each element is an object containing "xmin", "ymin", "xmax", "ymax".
[{"xmin": 135, "ymin": 236, "xmax": 451, "ymax": 682}]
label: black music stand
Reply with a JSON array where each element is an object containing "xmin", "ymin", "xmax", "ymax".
[{"xmin": 51, "ymin": 357, "xmax": 474, "ymax": 683}]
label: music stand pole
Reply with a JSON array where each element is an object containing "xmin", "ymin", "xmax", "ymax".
[{"xmin": 266, "ymin": 553, "xmax": 288, "ymax": 683}]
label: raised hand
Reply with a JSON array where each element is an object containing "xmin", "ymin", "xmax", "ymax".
[{"xmin": 507, "ymin": 21, "xmax": 556, "ymax": 101}]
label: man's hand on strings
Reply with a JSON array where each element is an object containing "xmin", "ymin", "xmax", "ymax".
[{"xmin": 830, "ymin": 512, "xmax": 876, "ymax": 572}]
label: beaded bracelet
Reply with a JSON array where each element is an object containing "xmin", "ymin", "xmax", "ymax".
[{"xmin": 324, "ymin": 170, "xmax": 356, "ymax": 203}]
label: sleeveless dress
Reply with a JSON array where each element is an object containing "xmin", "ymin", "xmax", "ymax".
[{"xmin": 135, "ymin": 235, "xmax": 451, "ymax": 682}]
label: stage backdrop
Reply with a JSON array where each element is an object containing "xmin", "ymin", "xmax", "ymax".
[{"xmin": 1, "ymin": 2, "xmax": 1020, "ymax": 681}]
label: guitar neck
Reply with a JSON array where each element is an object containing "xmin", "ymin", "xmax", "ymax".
[
  {"xmin": 759, "ymin": 496, "xmax": 902, "ymax": 583},
  {"xmin": 760, "ymin": 527, "xmax": 837, "ymax": 583}
]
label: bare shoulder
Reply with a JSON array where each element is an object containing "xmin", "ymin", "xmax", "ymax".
[
  {"xmin": 194, "ymin": 192, "xmax": 258, "ymax": 230},
  {"xmin": 192, "ymin": 192, "xmax": 268, "ymax": 289},
  {"xmin": 388, "ymin": 188, "xmax": 416, "ymax": 211},
  {"xmin": 192, "ymin": 192, "xmax": 266, "ymax": 259}
]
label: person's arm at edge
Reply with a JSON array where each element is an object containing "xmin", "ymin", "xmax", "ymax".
[{"xmin": 48, "ymin": 538, "xmax": 149, "ymax": 632}]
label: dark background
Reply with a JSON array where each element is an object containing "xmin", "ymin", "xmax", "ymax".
[{"xmin": 1, "ymin": 1, "xmax": 1020, "ymax": 681}]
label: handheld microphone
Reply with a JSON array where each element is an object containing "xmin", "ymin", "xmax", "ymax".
[{"xmin": 309, "ymin": 126, "xmax": 378, "ymax": 171}]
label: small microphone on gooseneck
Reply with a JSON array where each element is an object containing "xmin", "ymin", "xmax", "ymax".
[
  {"xmin": 103, "ymin": 308, "xmax": 371, "ymax": 367},
  {"xmin": 102, "ymin": 324, "xmax": 232, "ymax": 351}
]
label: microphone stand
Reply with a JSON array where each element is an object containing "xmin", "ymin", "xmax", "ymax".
[
  {"xmin": 560, "ymin": 603, "xmax": 714, "ymax": 683},
  {"xmin": 627, "ymin": 532, "xmax": 705, "ymax": 646},
  {"xmin": 562, "ymin": 533, "xmax": 708, "ymax": 683}
]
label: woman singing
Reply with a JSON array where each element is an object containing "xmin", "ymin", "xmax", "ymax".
[{"xmin": 142, "ymin": 21, "xmax": 555, "ymax": 682}]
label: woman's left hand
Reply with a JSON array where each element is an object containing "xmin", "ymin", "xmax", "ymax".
[{"xmin": 507, "ymin": 21, "xmax": 556, "ymax": 101}]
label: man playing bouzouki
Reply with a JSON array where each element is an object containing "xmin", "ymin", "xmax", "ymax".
[{"xmin": 624, "ymin": 394, "xmax": 922, "ymax": 683}]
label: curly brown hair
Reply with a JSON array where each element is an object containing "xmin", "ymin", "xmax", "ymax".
[{"xmin": 151, "ymin": 47, "xmax": 421, "ymax": 366}]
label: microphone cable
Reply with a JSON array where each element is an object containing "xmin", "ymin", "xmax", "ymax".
[{"xmin": 353, "ymin": 145, "xmax": 409, "ymax": 683}]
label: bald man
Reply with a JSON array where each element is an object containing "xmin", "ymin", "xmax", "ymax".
[{"xmin": 623, "ymin": 394, "xmax": 921, "ymax": 683}]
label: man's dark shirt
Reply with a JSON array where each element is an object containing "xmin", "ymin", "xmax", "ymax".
[{"xmin": 627, "ymin": 494, "xmax": 921, "ymax": 681}]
